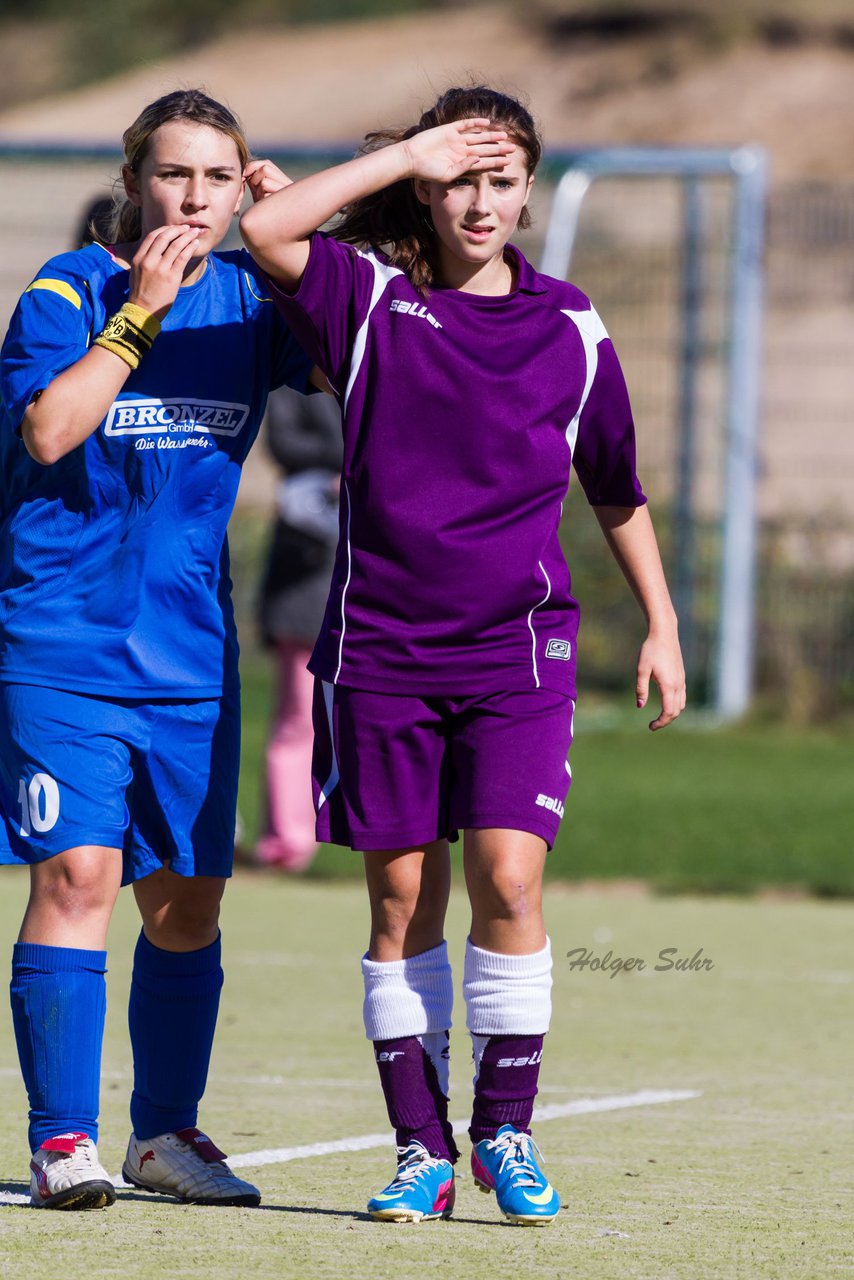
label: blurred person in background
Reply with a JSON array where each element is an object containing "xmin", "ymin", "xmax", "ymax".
[
  {"xmin": 252, "ymin": 386, "xmax": 342, "ymax": 872},
  {"xmin": 73, "ymin": 195, "xmax": 115, "ymax": 250}
]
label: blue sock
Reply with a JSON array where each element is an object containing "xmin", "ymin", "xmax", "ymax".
[
  {"xmin": 10, "ymin": 942, "xmax": 107, "ymax": 1153},
  {"xmin": 128, "ymin": 931, "xmax": 223, "ymax": 1140}
]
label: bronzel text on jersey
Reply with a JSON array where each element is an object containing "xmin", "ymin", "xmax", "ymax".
[{"xmin": 105, "ymin": 398, "xmax": 251, "ymax": 438}]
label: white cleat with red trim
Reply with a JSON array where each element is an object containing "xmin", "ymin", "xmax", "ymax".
[
  {"xmin": 122, "ymin": 1127, "xmax": 260, "ymax": 1206},
  {"xmin": 30, "ymin": 1133, "xmax": 116, "ymax": 1210}
]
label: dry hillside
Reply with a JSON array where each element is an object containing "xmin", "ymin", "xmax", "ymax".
[{"xmin": 0, "ymin": 5, "xmax": 848, "ymax": 182}]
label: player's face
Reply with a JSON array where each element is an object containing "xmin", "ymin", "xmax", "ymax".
[
  {"xmin": 415, "ymin": 147, "xmax": 534, "ymax": 287},
  {"xmin": 124, "ymin": 120, "xmax": 245, "ymax": 256}
]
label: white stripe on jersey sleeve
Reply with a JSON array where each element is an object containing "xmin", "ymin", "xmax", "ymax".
[
  {"xmin": 343, "ymin": 251, "xmax": 404, "ymax": 414},
  {"xmin": 561, "ymin": 306, "xmax": 609, "ymax": 454}
]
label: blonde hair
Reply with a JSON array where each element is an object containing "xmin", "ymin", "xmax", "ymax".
[{"xmin": 107, "ymin": 89, "xmax": 249, "ymax": 245}]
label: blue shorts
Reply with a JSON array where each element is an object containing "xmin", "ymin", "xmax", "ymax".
[
  {"xmin": 313, "ymin": 683, "xmax": 575, "ymax": 852},
  {"xmin": 0, "ymin": 683, "xmax": 240, "ymax": 885}
]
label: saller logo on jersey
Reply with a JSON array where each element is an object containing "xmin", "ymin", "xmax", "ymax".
[
  {"xmin": 536, "ymin": 793, "xmax": 565, "ymax": 819},
  {"xmin": 105, "ymin": 398, "xmax": 250, "ymax": 437},
  {"xmin": 389, "ymin": 299, "xmax": 442, "ymax": 329}
]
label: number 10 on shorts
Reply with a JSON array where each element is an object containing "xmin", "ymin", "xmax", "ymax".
[{"xmin": 17, "ymin": 773, "xmax": 60, "ymax": 838}]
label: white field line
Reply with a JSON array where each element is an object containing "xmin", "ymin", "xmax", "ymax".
[
  {"xmin": 0, "ymin": 1087, "xmax": 700, "ymax": 1203},
  {"xmin": 226, "ymin": 1088, "xmax": 700, "ymax": 1170}
]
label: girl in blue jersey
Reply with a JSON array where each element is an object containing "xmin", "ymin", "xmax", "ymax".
[
  {"xmin": 0, "ymin": 89, "xmax": 315, "ymax": 1210},
  {"xmin": 242, "ymin": 86, "xmax": 686, "ymax": 1227}
]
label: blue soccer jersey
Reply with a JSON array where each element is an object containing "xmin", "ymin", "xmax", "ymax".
[{"xmin": 0, "ymin": 243, "xmax": 313, "ymax": 697}]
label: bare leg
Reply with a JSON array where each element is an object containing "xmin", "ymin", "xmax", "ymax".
[
  {"xmin": 463, "ymin": 827, "xmax": 547, "ymax": 954},
  {"xmin": 19, "ymin": 845, "xmax": 123, "ymax": 948},
  {"xmin": 363, "ymin": 840, "xmax": 451, "ymax": 961},
  {"xmin": 132, "ymin": 866, "xmax": 225, "ymax": 950}
]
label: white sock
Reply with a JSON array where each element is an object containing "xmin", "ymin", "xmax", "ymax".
[
  {"xmin": 463, "ymin": 936, "xmax": 553, "ymax": 1042},
  {"xmin": 362, "ymin": 941, "xmax": 453, "ymax": 1041}
]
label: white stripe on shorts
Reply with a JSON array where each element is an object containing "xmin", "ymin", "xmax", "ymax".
[{"xmin": 316, "ymin": 681, "xmax": 340, "ymax": 811}]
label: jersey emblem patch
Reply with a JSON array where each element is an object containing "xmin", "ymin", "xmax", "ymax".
[{"xmin": 545, "ymin": 638, "xmax": 572, "ymax": 661}]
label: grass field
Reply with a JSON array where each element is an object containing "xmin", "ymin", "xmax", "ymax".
[
  {"xmin": 238, "ymin": 655, "xmax": 854, "ymax": 894},
  {"xmin": 1, "ymin": 875, "xmax": 851, "ymax": 1279}
]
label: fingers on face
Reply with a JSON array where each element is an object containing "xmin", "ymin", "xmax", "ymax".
[
  {"xmin": 137, "ymin": 224, "xmax": 201, "ymax": 267},
  {"xmin": 245, "ymin": 161, "xmax": 275, "ymax": 187},
  {"xmin": 164, "ymin": 228, "xmax": 201, "ymax": 265},
  {"xmin": 455, "ymin": 118, "xmax": 515, "ymax": 161},
  {"xmin": 463, "ymin": 147, "xmax": 515, "ymax": 178},
  {"xmin": 458, "ymin": 117, "xmax": 508, "ymax": 140},
  {"xmin": 140, "ymin": 224, "xmax": 199, "ymax": 248}
]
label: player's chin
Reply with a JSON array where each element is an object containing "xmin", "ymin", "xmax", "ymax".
[
  {"xmin": 197, "ymin": 224, "xmax": 230, "ymax": 255},
  {"xmin": 454, "ymin": 238, "xmax": 500, "ymax": 264},
  {"xmin": 194, "ymin": 232, "xmax": 219, "ymax": 256}
]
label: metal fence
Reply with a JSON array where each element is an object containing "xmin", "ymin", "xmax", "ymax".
[
  {"xmin": 539, "ymin": 166, "xmax": 853, "ymax": 720},
  {"xmin": 0, "ymin": 147, "xmax": 851, "ymax": 718}
]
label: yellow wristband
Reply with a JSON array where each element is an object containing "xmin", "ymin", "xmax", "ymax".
[
  {"xmin": 119, "ymin": 302, "xmax": 161, "ymax": 344},
  {"xmin": 93, "ymin": 302, "xmax": 161, "ymax": 371}
]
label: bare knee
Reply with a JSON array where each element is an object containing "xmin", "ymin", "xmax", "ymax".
[
  {"xmin": 479, "ymin": 864, "xmax": 543, "ymax": 920},
  {"xmin": 20, "ymin": 846, "xmax": 123, "ymax": 947},
  {"xmin": 155, "ymin": 898, "xmax": 221, "ymax": 947},
  {"xmin": 135, "ymin": 870, "xmax": 224, "ymax": 951},
  {"xmin": 32, "ymin": 849, "xmax": 120, "ymax": 915},
  {"xmin": 465, "ymin": 832, "xmax": 547, "ymax": 952}
]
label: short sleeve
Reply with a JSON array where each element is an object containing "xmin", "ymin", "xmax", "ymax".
[
  {"xmin": 0, "ymin": 265, "xmax": 92, "ymax": 431},
  {"xmin": 572, "ymin": 337, "xmax": 647, "ymax": 508},
  {"xmin": 263, "ymin": 233, "xmax": 379, "ymax": 395}
]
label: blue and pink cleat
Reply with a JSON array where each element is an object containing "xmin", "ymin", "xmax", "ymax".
[
  {"xmin": 367, "ymin": 1141, "xmax": 455, "ymax": 1223},
  {"xmin": 471, "ymin": 1124, "xmax": 561, "ymax": 1225}
]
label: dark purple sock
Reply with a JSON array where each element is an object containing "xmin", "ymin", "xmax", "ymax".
[
  {"xmin": 374, "ymin": 1035, "xmax": 459, "ymax": 1163},
  {"xmin": 469, "ymin": 1034, "xmax": 545, "ymax": 1144}
]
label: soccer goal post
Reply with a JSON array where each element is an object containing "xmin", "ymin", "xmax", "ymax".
[{"xmin": 540, "ymin": 146, "xmax": 768, "ymax": 721}]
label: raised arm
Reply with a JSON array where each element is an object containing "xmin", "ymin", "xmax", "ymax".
[
  {"xmin": 239, "ymin": 120, "xmax": 515, "ymax": 288},
  {"xmin": 594, "ymin": 503, "xmax": 686, "ymax": 730},
  {"xmin": 22, "ymin": 226, "xmax": 201, "ymax": 465}
]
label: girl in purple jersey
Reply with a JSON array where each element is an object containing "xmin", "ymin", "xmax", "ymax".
[{"xmin": 242, "ymin": 86, "xmax": 686, "ymax": 1225}]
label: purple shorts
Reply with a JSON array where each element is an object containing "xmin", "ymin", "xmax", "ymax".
[{"xmin": 312, "ymin": 682, "xmax": 575, "ymax": 851}]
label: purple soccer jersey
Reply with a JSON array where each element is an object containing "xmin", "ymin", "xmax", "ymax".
[{"xmin": 267, "ymin": 234, "xmax": 645, "ymax": 699}]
